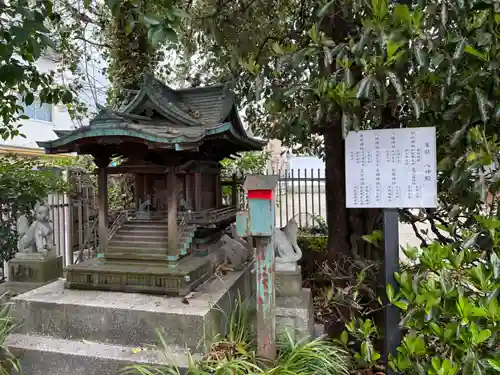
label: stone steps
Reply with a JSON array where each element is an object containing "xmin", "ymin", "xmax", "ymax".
[
  {"xmin": 7, "ymin": 267, "xmax": 252, "ymax": 375},
  {"xmin": 6, "ymin": 333, "xmax": 197, "ymax": 375},
  {"xmin": 108, "ymin": 240, "xmax": 168, "ymax": 249}
]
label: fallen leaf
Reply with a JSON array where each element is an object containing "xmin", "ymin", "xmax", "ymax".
[{"xmin": 132, "ymin": 347, "xmax": 142, "ymax": 354}]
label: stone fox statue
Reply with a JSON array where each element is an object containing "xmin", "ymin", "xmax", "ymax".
[
  {"xmin": 16, "ymin": 202, "xmax": 53, "ymax": 255},
  {"xmin": 274, "ymin": 218, "xmax": 303, "ymax": 267}
]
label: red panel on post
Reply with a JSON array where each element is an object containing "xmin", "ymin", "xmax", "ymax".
[{"xmin": 248, "ymin": 190, "xmax": 273, "ymax": 200}]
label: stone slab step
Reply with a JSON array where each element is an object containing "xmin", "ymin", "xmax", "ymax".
[
  {"xmin": 119, "ymin": 224, "xmax": 168, "ymax": 232},
  {"xmin": 11, "ymin": 266, "xmax": 252, "ymax": 352},
  {"xmin": 111, "ymin": 234, "xmax": 191, "ymax": 244},
  {"xmin": 108, "ymin": 240, "xmax": 169, "ymax": 249},
  {"xmin": 112, "ymin": 232, "xmax": 169, "ymax": 240},
  {"xmin": 7, "ymin": 333, "xmax": 198, "ymax": 375}
]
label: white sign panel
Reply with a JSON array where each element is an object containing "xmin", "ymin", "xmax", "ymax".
[{"xmin": 345, "ymin": 127, "xmax": 437, "ymax": 208}]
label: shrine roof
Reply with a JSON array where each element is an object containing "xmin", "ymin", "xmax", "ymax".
[{"xmin": 37, "ymin": 75, "xmax": 266, "ymax": 154}]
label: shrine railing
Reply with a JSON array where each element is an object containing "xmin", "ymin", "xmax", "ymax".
[
  {"xmin": 177, "ymin": 214, "xmax": 188, "ymax": 243},
  {"xmin": 186, "ymin": 206, "xmax": 237, "ymax": 224},
  {"xmin": 109, "ymin": 210, "xmax": 130, "ymax": 240},
  {"xmin": 74, "ymin": 218, "xmax": 98, "ymax": 264}
]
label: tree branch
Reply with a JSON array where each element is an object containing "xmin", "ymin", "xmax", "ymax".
[{"xmin": 75, "ymin": 36, "xmax": 110, "ymax": 49}]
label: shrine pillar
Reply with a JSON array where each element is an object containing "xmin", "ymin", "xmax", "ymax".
[
  {"xmin": 215, "ymin": 173, "xmax": 222, "ymax": 208},
  {"xmin": 97, "ymin": 165, "xmax": 109, "ymax": 253},
  {"xmin": 167, "ymin": 170, "xmax": 178, "ymax": 256},
  {"xmin": 194, "ymin": 171, "xmax": 202, "ymax": 211}
]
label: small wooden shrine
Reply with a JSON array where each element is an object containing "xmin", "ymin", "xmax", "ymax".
[{"xmin": 38, "ymin": 75, "xmax": 265, "ymax": 295}]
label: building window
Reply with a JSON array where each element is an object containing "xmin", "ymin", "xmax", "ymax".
[{"xmin": 21, "ymin": 98, "xmax": 53, "ymax": 122}]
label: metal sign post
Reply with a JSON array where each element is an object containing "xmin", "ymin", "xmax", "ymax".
[{"xmin": 345, "ymin": 127, "xmax": 437, "ymax": 374}]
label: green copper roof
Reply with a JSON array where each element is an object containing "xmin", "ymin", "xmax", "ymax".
[{"xmin": 38, "ymin": 75, "xmax": 265, "ymax": 154}]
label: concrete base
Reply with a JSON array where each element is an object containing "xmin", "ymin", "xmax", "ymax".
[
  {"xmin": 8, "ymin": 255, "xmax": 63, "ymax": 284},
  {"xmin": 251, "ymin": 267, "xmax": 314, "ymax": 339},
  {"xmin": 0, "ymin": 281, "xmax": 55, "ymax": 298},
  {"xmin": 276, "ymin": 289, "xmax": 315, "ymax": 340},
  {"xmin": 275, "ymin": 267, "xmax": 303, "ymax": 296},
  {"xmin": 7, "ymin": 264, "xmax": 253, "ymax": 375},
  {"xmin": 251, "ymin": 267, "xmax": 303, "ymax": 297},
  {"xmin": 65, "ymin": 255, "xmax": 212, "ymax": 296},
  {"xmin": 0, "ymin": 255, "xmax": 64, "ymax": 298},
  {"xmin": 7, "ymin": 334, "xmax": 199, "ymax": 375}
]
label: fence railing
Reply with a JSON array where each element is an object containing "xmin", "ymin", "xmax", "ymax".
[{"xmin": 222, "ymin": 169, "xmax": 326, "ymax": 230}]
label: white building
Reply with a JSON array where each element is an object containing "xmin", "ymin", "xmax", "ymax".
[{"xmin": 0, "ymin": 53, "xmax": 106, "ymax": 156}]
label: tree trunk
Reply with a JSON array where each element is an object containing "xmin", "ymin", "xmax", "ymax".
[
  {"xmin": 323, "ymin": 121, "xmax": 350, "ymax": 259},
  {"xmin": 323, "ymin": 121, "xmax": 383, "ymax": 261}
]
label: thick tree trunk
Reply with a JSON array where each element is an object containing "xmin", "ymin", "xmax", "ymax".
[{"xmin": 323, "ymin": 121, "xmax": 350, "ymax": 259}]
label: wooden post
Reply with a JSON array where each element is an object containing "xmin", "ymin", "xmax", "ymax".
[
  {"xmin": 241, "ymin": 175, "xmax": 279, "ymax": 361},
  {"xmin": 255, "ymin": 236, "xmax": 276, "ymax": 360},
  {"xmin": 63, "ymin": 168, "xmax": 74, "ymax": 266},
  {"xmin": 167, "ymin": 171, "xmax": 178, "ymax": 256},
  {"xmin": 194, "ymin": 172, "xmax": 202, "ymax": 211},
  {"xmin": 215, "ymin": 173, "xmax": 222, "ymax": 208},
  {"xmin": 231, "ymin": 173, "xmax": 238, "ymax": 208},
  {"xmin": 185, "ymin": 173, "xmax": 192, "ymax": 209},
  {"xmin": 97, "ymin": 167, "xmax": 108, "ymax": 253}
]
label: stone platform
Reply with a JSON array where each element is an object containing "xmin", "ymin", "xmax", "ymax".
[
  {"xmin": 7, "ymin": 265, "xmax": 252, "ymax": 375},
  {"xmin": 65, "ymin": 255, "xmax": 212, "ymax": 296}
]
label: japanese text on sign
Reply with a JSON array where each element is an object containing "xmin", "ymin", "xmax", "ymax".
[{"xmin": 345, "ymin": 127, "xmax": 437, "ymax": 208}]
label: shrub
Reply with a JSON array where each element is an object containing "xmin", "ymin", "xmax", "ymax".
[
  {"xmin": 0, "ymin": 296, "xmax": 20, "ymax": 374},
  {"xmin": 123, "ymin": 295, "xmax": 350, "ymax": 375},
  {"xmin": 387, "ymin": 215, "xmax": 500, "ymax": 374}
]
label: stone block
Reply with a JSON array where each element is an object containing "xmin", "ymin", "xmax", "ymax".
[
  {"xmin": 10, "ymin": 264, "xmax": 253, "ymax": 354},
  {"xmin": 276, "ymin": 288, "xmax": 314, "ymax": 340},
  {"xmin": 7, "ymin": 333, "xmax": 199, "ymax": 375},
  {"xmin": 251, "ymin": 266, "xmax": 303, "ymax": 297},
  {"xmin": 8, "ymin": 256, "xmax": 63, "ymax": 284},
  {"xmin": 64, "ymin": 255, "xmax": 212, "ymax": 296},
  {"xmin": 275, "ymin": 267, "xmax": 302, "ymax": 296}
]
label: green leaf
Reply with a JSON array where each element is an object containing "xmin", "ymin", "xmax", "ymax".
[
  {"xmin": 143, "ymin": 14, "xmax": 161, "ymax": 26},
  {"xmin": 410, "ymin": 98, "xmax": 420, "ymax": 118},
  {"xmin": 393, "ymin": 4, "xmax": 411, "ymax": 25},
  {"xmin": 441, "ymin": 1, "xmax": 448, "ymax": 26},
  {"xmin": 387, "ymin": 39, "xmax": 403, "ymax": 59},
  {"xmin": 475, "ymin": 329, "xmax": 491, "ymax": 345},
  {"xmin": 488, "ymin": 359, "xmax": 500, "ymax": 371},
  {"xmin": 491, "ymin": 252, "xmax": 500, "ymax": 279},
  {"xmin": 371, "ymin": 0, "xmax": 388, "ymax": 20},
  {"xmin": 106, "ymin": 0, "xmax": 121, "ymax": 14},
  {"xmin": 413, "ymin": 44, "xmax": 426, "ymax": 68},
  {"xmin": 475, "ymin": 88, "xmax": 490, "ymax": 123},
  {"xmin": 356, "ymin": 76, "xmax": 373, "ymax": 99},
  {"xmin": 61, "ymin": 91, "xmax": 72, "ymax": 104},
  {"xmin": 340, "ymin": 330, "xmax": 348, "ymax": 346},
  {"xmin": 386, "ymin": 284, "xmax": 396, "ymax": 303},
  {"xmin": 25, "ymin": 93, "xmax": 34, "ymax": 106},
  {"xmin": 164, "ymin": 28, "xmax": 178, "ymax": 43},
  {"xmin": 453, "ymin": 38, "xmax": 466, "ymax": 60},
  {"xmin": 124, "ymin": 20, "xmax": 135, "ymax": 36},
  {"xmin": 317, "ymin": 0, "xmax": 334, "ymax": 18},
  {"xmin": 272, "ymin": 42, "xmax": 282, "ymax": 55},
  {"xmin": 387, "ymin": 71, "xmax": 403, "ymax": 96},
  {"xmin": 464, "ymin": 45, "xmax": 488, "ymax": 61},
  {"xmin": 12, "ymin": 26, "xmax": 30, "ymax": 43}
]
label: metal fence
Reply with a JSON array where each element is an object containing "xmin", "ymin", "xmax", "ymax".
[{"xmin": 222, "ymin": 169, "xmax": 327, "ymax": 230}]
